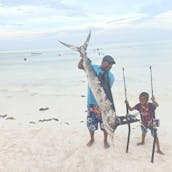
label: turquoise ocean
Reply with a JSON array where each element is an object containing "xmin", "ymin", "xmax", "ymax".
[
  {"xmin": 0, "ymin": 41, "xmax": 171, "ymax": 96},
  {"xmin": 0, "ymin": 40, "xmax": 172, "ymax": 128}
]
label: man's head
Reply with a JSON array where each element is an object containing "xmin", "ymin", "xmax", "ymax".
[
  {"xmin": 101, "ymin": 55, "xmax": 115, "ymax": 71},
  {"xmin": 139, "ymin": 92, "xmax": 149, "ymax": 106}
]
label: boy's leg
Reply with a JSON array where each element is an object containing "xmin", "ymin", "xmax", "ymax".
[
  {"xmin": 150, "ymin": 128, "xmax": 164, "ymax": 155},
  {"xmin": 156, "ymin": 137, "xmax": 164, "ymax": 154},
  {"xmin": 103, "ymin": 131, "xmax": 110, "ymax": 148},
  {"xmin": 137, "ymin": 125, "xmax": 147, "ymax": 145},
  {"xmin": 137, "ymin": 133, "xmax": 146, "ymax": 145},
  {"xmin": 141, "ymin": 133, "xmax": 146, "ymax": 144}
]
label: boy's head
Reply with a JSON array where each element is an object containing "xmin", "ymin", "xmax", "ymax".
[{"xmin": 139, "ymin": 92, "xmax": 149, "ymax": 105}]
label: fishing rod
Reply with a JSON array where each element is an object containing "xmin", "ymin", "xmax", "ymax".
[
  {"xmin": 150, "ymin": 65, "xmax": 157, "ymax": 163},
  {"xmin": 150, "ymin": 65, "xmax": 155, "ymax": 119},
  {"xmin": 150, "ymin": 65, "xmax": 154, "ymax": 98},
  {"xmin": 122, "ymin": 67, "xmax": 129, "ymax": 114},
  {"xmin": 122, "ymin": 67, "xmax": 130, "ymax": 153},
  {"xmin": 151, "ymin": 128, "xmax": 157, "ymax": 163}
]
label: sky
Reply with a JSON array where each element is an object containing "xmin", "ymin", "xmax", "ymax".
[{"xmin": 0, "ymin": 0, "xmax": 172, "ymax": 51}]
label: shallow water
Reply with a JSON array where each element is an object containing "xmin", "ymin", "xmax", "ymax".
[{"xmin": 0, "ymin": 40, "xmax": 172, "ymax": 114}]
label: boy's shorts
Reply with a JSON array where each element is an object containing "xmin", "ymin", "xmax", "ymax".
[
  {"xmin": 141, "ymin": 124, "xmax": 157, "ymax": 137},
  {"xmin": 87, "ymin": 104, "xmax": 105, "ymax": 131}
]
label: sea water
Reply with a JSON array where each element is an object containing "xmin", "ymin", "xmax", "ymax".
[
  {"xmin": 0, "ymin": 49, "xmax": 86, "ymax": 95},
  {"xmin": 0, "ymin": 40, "xmax": 172, "ymax": 127},
  {"xmin": 1, "ymin": 41, "xmax": 171, "ymax": 96}
]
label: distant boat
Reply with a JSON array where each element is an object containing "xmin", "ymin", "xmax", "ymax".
[{"xmin": 31, "ymin": 52, "xmax": 42, "ymax": 55}]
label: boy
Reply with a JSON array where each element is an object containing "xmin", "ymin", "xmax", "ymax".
[{"xmin": 125, "ymin": 92, "xmax": 164, "ymax": 154}]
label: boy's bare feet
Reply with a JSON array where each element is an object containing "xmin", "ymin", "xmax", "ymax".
[
  {"xmin": 87, "ymin": 139, "xmax": 94, "ymax": 147},
  {"xmin": 104, "ymin": 141, "xmax": 110, "ymax": 149},
  {"xmin": 157, "ymin": 150, "xmax": 164, "ymax": 155},
  {"xmin": 137, "ymin": 142, "xmax": 145, "ymax": 146}
]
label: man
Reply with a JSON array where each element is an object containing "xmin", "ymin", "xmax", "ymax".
[{"xmin": 78, "ymin": 55, "xmax": 115, "ymax": 148}]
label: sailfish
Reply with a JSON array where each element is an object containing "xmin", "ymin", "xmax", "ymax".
[{"xmin": 59, "ymin": 31, "xmax": 118, "ymax": 137}]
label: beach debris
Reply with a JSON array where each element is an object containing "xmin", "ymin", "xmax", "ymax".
[
  {"xmin": 29, "ymin": 121, "xmax": 36, "ymax": 124},
  {"xmin": 81, "ymin": 95, "xmax": 86, "ymax": 98},
  {"xmin": 39, "ymin": 107, "xmax": 49, "ymax": 111},
  {"xmin": 38, "ymin": 118, "xmax": 59, "ymax": 122},
  {"xmin": 39, "ymin": 118, "xmax": 52, "ymax": 122},
  {"xmin": 53, "ymin": 118, "xmax": 59, "ymax": 121},
  {"xmin": 64, "ymin": 122, "xmax": 70, "ymax": 125},
  {"xmin": 30, "ymin": 93, "xmax": 38, "ymax": 96},
  {"xmin": 80, "ymin": 120, "xmax": 84, "ymax": 123},
  {"xmin": 6, "ymin": 117, "xmax": 15, "ymax": 120},
  {"xmin": 0, "ymin": 114, "xmax": 7, "ymax": 118}
]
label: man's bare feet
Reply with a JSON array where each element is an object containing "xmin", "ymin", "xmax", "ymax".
[
  {"xmin": 157, "ymin": 150, "xmax": 164, "ymax": 155},
  {"xmin": 104, "ymin": 141, "xmax": 110, "ymax": 149},
  {"xmin": 86, "ymin": 139, "xmax": 94, "ymax": 147},
  {"xmin": 137, "ymin": 142, "xmax": 145, "ymax": 146}
]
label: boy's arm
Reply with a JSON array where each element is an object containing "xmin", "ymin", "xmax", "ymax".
[
  {"xmin": 151, "ymin": 96, "xmax": 159, "ymax": 108},
  {"xmin": 125, "ymin": 100, "xmax": 136, "ymax": 111}
]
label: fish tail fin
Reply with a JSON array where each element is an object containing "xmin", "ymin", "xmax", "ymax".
[
  {"xmin": 58, "ymin": 30, "xmax": 91, "ymax": 53},
  {"xmin": 82, "ymin": 30, "xmax": 91, "ymax": 50},
  {"xmin": 58, "ymin": 40, "xmax": 80, "ymax": 52}
]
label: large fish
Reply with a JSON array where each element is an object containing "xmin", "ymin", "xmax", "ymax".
[{"xmin": 59, "ymin": 31, "xmax": 118, "ymax": 137}]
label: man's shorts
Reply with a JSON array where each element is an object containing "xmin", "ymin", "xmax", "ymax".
[
  {"xmin": 87, "ymin": 104, "xmax": 105, "ymax": 131},
  {"xmin": 141, "ymin": 124, "xmax": 157, "ymax": 137}
]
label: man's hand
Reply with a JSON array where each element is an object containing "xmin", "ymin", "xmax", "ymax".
[{"xmin": 78, "ymin": 55, "xmax": 84, "ymax": 70}]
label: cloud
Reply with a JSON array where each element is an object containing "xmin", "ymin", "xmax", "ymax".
[
  {"xmin": 140, "ymin": 0, "xmax": 172, "ymax": 16},
  {"xmin": 152, "ymin": 10, "xmax": 172, "ymax": 28},
  {"xmin": 0, "ymin": 0, "xmax": 63, "ymax": 7},
  {"xmin": 0, "ymin": 2, "xmax": 88, "ymax": 33},
  {"xmin": 106, "ymin": 13, "xmax": 147, "ymax": 24},
  {"xmin": 0, "ymin": 0, "xmax": 172, "ymax": 51},
  {"xmin": 0, "ymin": 0, "xmax": 85, "ymax": 15}
]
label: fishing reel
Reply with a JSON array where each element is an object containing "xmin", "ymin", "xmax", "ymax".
[{"xmin": 152, "ymin": 119, "xmax": 160, "ymax": 128}]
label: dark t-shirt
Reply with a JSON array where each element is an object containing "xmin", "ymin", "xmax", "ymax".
[{"xmin": 135, "ymin": 102, "xmax": 156, "ymax": 127}]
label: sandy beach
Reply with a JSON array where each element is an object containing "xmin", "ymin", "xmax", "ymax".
[
  {"xmin": 0, "ymin": 37, "xmax": 172, "ymax": 172},
  {"xmin": 0, "ymin": 90, "xmax": 172, "ymax": 172},
  {"xmin": 1, "ymin": 0, "xmax": 172, "ymax": 171}
]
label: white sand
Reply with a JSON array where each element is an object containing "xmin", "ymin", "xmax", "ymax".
[{"xmin": 0, "ymin": 90, "xmax": 172, "ymax": 172}]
